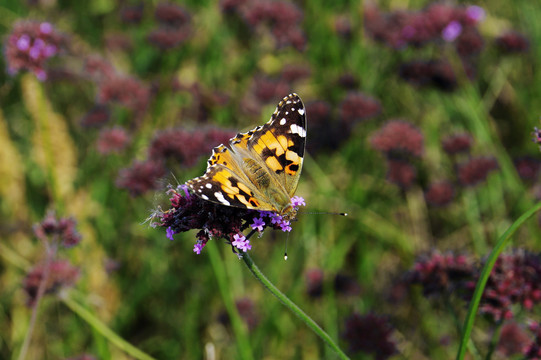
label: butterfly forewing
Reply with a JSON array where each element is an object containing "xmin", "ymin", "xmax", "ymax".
[
  {"xmin": 186, "ymin": 93, "xmax": 306, "ymax": 214},
  {"xmin": 245, "ymin": 93, "xmax": 306, "ymax": 197}
]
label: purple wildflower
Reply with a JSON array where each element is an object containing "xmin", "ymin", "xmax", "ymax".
[
  {"xmin": 166, "ymin": 227, "xmax": 175, "ymax": 241},
  {"xmin": 291, "ymin": 196, "xmax": 306, "ymax": 207},
  {"xmin": 251, "ymin": 217, "xmax": 265, "ymax": 232},
  {"xmin": 270, "ymin": 213, "xmax": 283, "ymax": 225},
  {"xmin": 232, "ymin": 233, "xmax": 251, "ymax": 252},
  {"xmin": 193, "ymin": 241, "xmax": 204, "ymax": 254},
  {"xmin": 466, "ymin": 6, "xmax": 485, "ymax": 23},
  {"xmin": 17, "ymin": 35, "xmax": 31, "ymax": 51},
  {"xmin": 534, "ymin": 127, "xmax": 541, "ymax": 149},
  {"xmin": 442, "ymin": 21, "xmax": 462, "ymax": 42},
  {"xmin": 39, "ymin": 22, "xmax": 53, "ymax": 35},
  {"xmin": 279, "ymin": 220, "xmax": 292, "ymax": 232}
]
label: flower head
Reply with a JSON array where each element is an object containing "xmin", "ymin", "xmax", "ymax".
[
  {"xmin": 465, "ymin": 6, "xmax": 485, "ymax": 23},
  {"xmin": 407, "ymin": 251, "xmax": 475, "ymax": 298},
  {"xmin": 442, "ymin": 133, "xmax": 473, "ymax": 155},
  {"xmin": 457, "ymin": 156, "xmax": 499, "ymax": 187},
  {"xmin": 291, "ymin": 196, "xmax": 306, "ymax": 208},
  {"xmin": 370, "ymin": 120, "xmax": 424, "ymax": 158},
  {"xmin": 116, "ymin": 160, "xmax": 166, "ymax": 197},
  {"xmin": 442, "ymin": 21, "xmax": 462, "ymax": 42},
  {"xmin": 148, "ymin": 128, "xmax": 234, "ymax": 167},
  {"xmin": 386, "ymin": 159, "xmax": 417, "ymax": 189},
  {"xmin": 497, "ymin": 321, "xmax": 530, "ymax": 357},
  {"xmin": 251, "ymin": 217, "xmax": 265, "ymax": 232},
  {"xmin": 23, "ymin": 260, "xmax": 80, "ymax": 306},
  {"xmin": 424, "ymin": 181, "xmax": 455, "ymax": 207},
  {"xmin": 34, "ymin": 211, "xmax": 82, "ymax": 248},
  {"xmin": 339, "ymin": 92, "xmax": 382, "ymax": 125},
  {"xmin": 193, "ymin": 241, "xmax": 205, "ymax": 254},
  {"xmin": 166, "ymin": 227, "xmax": 175, "ymax": 241},
  {"xmin": 232, "ymin": 233, "xmax": 251, "ymax": 252},
  {"xmin": 5, "ymin": 20, "xmax": 66, "ymax": 81},
  {"xmin": 474, "ymin": 250, "xmax": 541, "ymax": 321},
  {"xmin": 154, "ymin": 185, "xmax": 305, "ymax": 254},
  {"xmin": 533, "ymin": 127, "xmax": 541, "ymax": 149},
  {"xmin": 342, "ymin": 313, "xmax": 398, "ymax": 360},
  {"xmin": 96, "ymin": 127, "xmax": 131, "ymax": 155},
  {"xmin": 496, "ymin": 31, "xmax": 530, "ymax": 53}
]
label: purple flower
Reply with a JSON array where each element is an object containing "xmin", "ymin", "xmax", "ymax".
[
  {"xmin": 193, "ymin": 241, "xmax": 204, "ymax": 254},
  {"xmin": 442, "ymin": 21, "xmax": 462, "ymax": 42},
  {"xmin": 232, "ymin": 233, "xmax": 251, "ymax": 252},
  {"xmin": 44, "ymin": 44, "xmax": 57, "ymax": 58},
  {"xmin": 251, "ymin": 217, "xmax": 265, "ymax": 232},
  {"xmin": 16, "ymin": 35, "xmax": 30, "ymax": 51},
  {"xmin": 179, "ymin": 184, "xmax": 190, "ymax": 198},
  {"xmin": 291, "ymin": 196, "xmax": 306, "ymax": 207},
  {"xmin": 166, "ymin": 227, "xmax": 175, "ymax": 241},
  {"xmin": 534, "ymin": 127, "xmax": 541, "ymax": 149},
  {"xmin": 279, "ymin": 220, "xmax": 292, "ymax": 232},
  {"xmin": 270, "ymin": 213, "xmax": 283, "ymax": 225},
  {"xmin": 39, "ymin": 22, "xmax": 53, "ymax": 35},
  {"xmin": 466, "ymin": 6, "xmax": 485, "ymax": 23},
  {"xmin": 34, "ymin": 69, "xmax": 47, "ymax": 81}
]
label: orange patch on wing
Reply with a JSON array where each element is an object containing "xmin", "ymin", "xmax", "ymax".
[{"xmin": 265, "ymin": 156, "xmax": 283, "ymax": 171}]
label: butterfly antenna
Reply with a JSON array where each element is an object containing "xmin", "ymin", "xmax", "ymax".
[{"xmin": 299, "ymin": 211, "xmax": 348, "ymax": 216}]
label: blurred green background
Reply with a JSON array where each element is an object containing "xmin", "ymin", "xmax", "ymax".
[{"xmin": 1, "ymin": 0, "xmax": 541, "ymax": 359}]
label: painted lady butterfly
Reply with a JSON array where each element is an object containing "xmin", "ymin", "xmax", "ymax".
[{"xmin": 186, "ymin": 93, "xmax": 306, "ymax": 220}]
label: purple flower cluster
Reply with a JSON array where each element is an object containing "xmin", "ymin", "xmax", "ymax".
[
  {"xmin": 370, "ymin": 120, "xmax": 424, "ymax": 158},
  {"xmin": 525, "ymin": 321, "xmax": 541, "ymax": 359},
  {"xmin": 364, "ymin": 4, "xmax": 529, "ymax": 93},
  {"xmin": 218, "ymin": 297, "xmax": 260, "ymax": 332},
  {"xmin": 34, "ymin": 211, "xmax": 82, "ymax": 248},
  {"xmin": 221, "ymin": 0, "xmax": 306, "ymax": 51},
  {"xmin": 476, "ymin": 251, "xmax": 541, "ymax": 321},
  {"xmin": 5, "ymin": 21, "xmax": 65, "ymax": 81},
  {"xmin": 148, "ymin": 128, "xmax": 235, "ymax": 167},
  {"xmin": 23, "ymin": 212, "xmax": 83, "ymax": 306},
  {"xmin": 155, "ymin": 185, "xmax": 306, "ymax": 256},
  {"xmin": 96, "ymin": 127, "xmax": 131, "ymax": 155},
  {"xmin": 364, "ymin": 3, "xmax": 484, "ymax": 50},
  {"xmin": 23, "ymin": 260, "xmax": 80, "ymax": 306},
  {"xmin": 424, "ymin": 181, "xmax": 455, "ymax": 207},
  {"xmin": 457, "ymin": 156, "xmax": 499, "ymax": 187},
  {"xmin": 97, "ymin": 76, "xmax": 150, "ymax": 114},
  {"xmin": 408, "ymin": 250, "xmax": 541, "ymax": 323},
  {"xmin": 369, "ymin": 120, "xmax": 424, "ymax": 189},
  {"xmin": 148, "ymin": 3, "xmax": 192, "ymax": 50},
  {"xmin": 342, "ymin": 313, "xmax": 397, "ymax": 360},
  {"xmin": 407, "ymin": 251, "xmax": 475, "ymax": 297},
  {"xmin": 116, "ymin": 160, "xmax": 166, "ymax": 197}
]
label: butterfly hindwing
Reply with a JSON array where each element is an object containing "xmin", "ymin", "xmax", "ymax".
[{"xmin": 186, "ymin": 164, "xmax": 276, "ymax": 211}]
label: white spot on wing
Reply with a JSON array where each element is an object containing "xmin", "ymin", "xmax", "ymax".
[
  {"xmin": 205, "ymin": 183, "xmax": 212, "ymax": 189},
  {"xmin": 290, "ymin": 124, "xmax": 306, "ymax": 138},
  {"xmin": 280, "ymin": 118, "xmax": 286, "ymax": 125},
  {"xmin": 298, "ymin": 108, "xmax": 305, "ymax": 115},
  {"xmin": 201, "ymin": 194, "xmax": 209, "ymax": 200},
  {"xmin": 215, "ymin": 192, "xmax": 230, "ymax": 206}
]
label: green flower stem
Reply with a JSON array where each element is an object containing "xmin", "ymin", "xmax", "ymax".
[
  {"xmin": 206, "ymin": 240, "xmax": 254, "ymax": 360},
  {"xmin": 241, "ymin": 252, "xmax": 350, "ymax": 360},
  {"xmin": 61, "ymin": 294, "xmax": 157, "ymax": 360},
  {"xmin": 456, "ymin": 201, "xmax": 541, "ymax": 360}
]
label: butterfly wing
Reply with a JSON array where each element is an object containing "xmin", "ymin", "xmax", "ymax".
[
  {"xmin": 187, "ymin": 93, "xmax": 306, "ymax": 213},
  {"xmin": 242, "ymin": 93, "xmax": 306, "ymax": 197},
  {"xmin": 186, "ymin": 144, "xmax": 277, "ymax": 211}
]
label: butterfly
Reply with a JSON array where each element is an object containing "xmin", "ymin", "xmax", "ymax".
[{"xmin": 186, "ymin": 93, "xmax": 306, "ymax": 220}]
